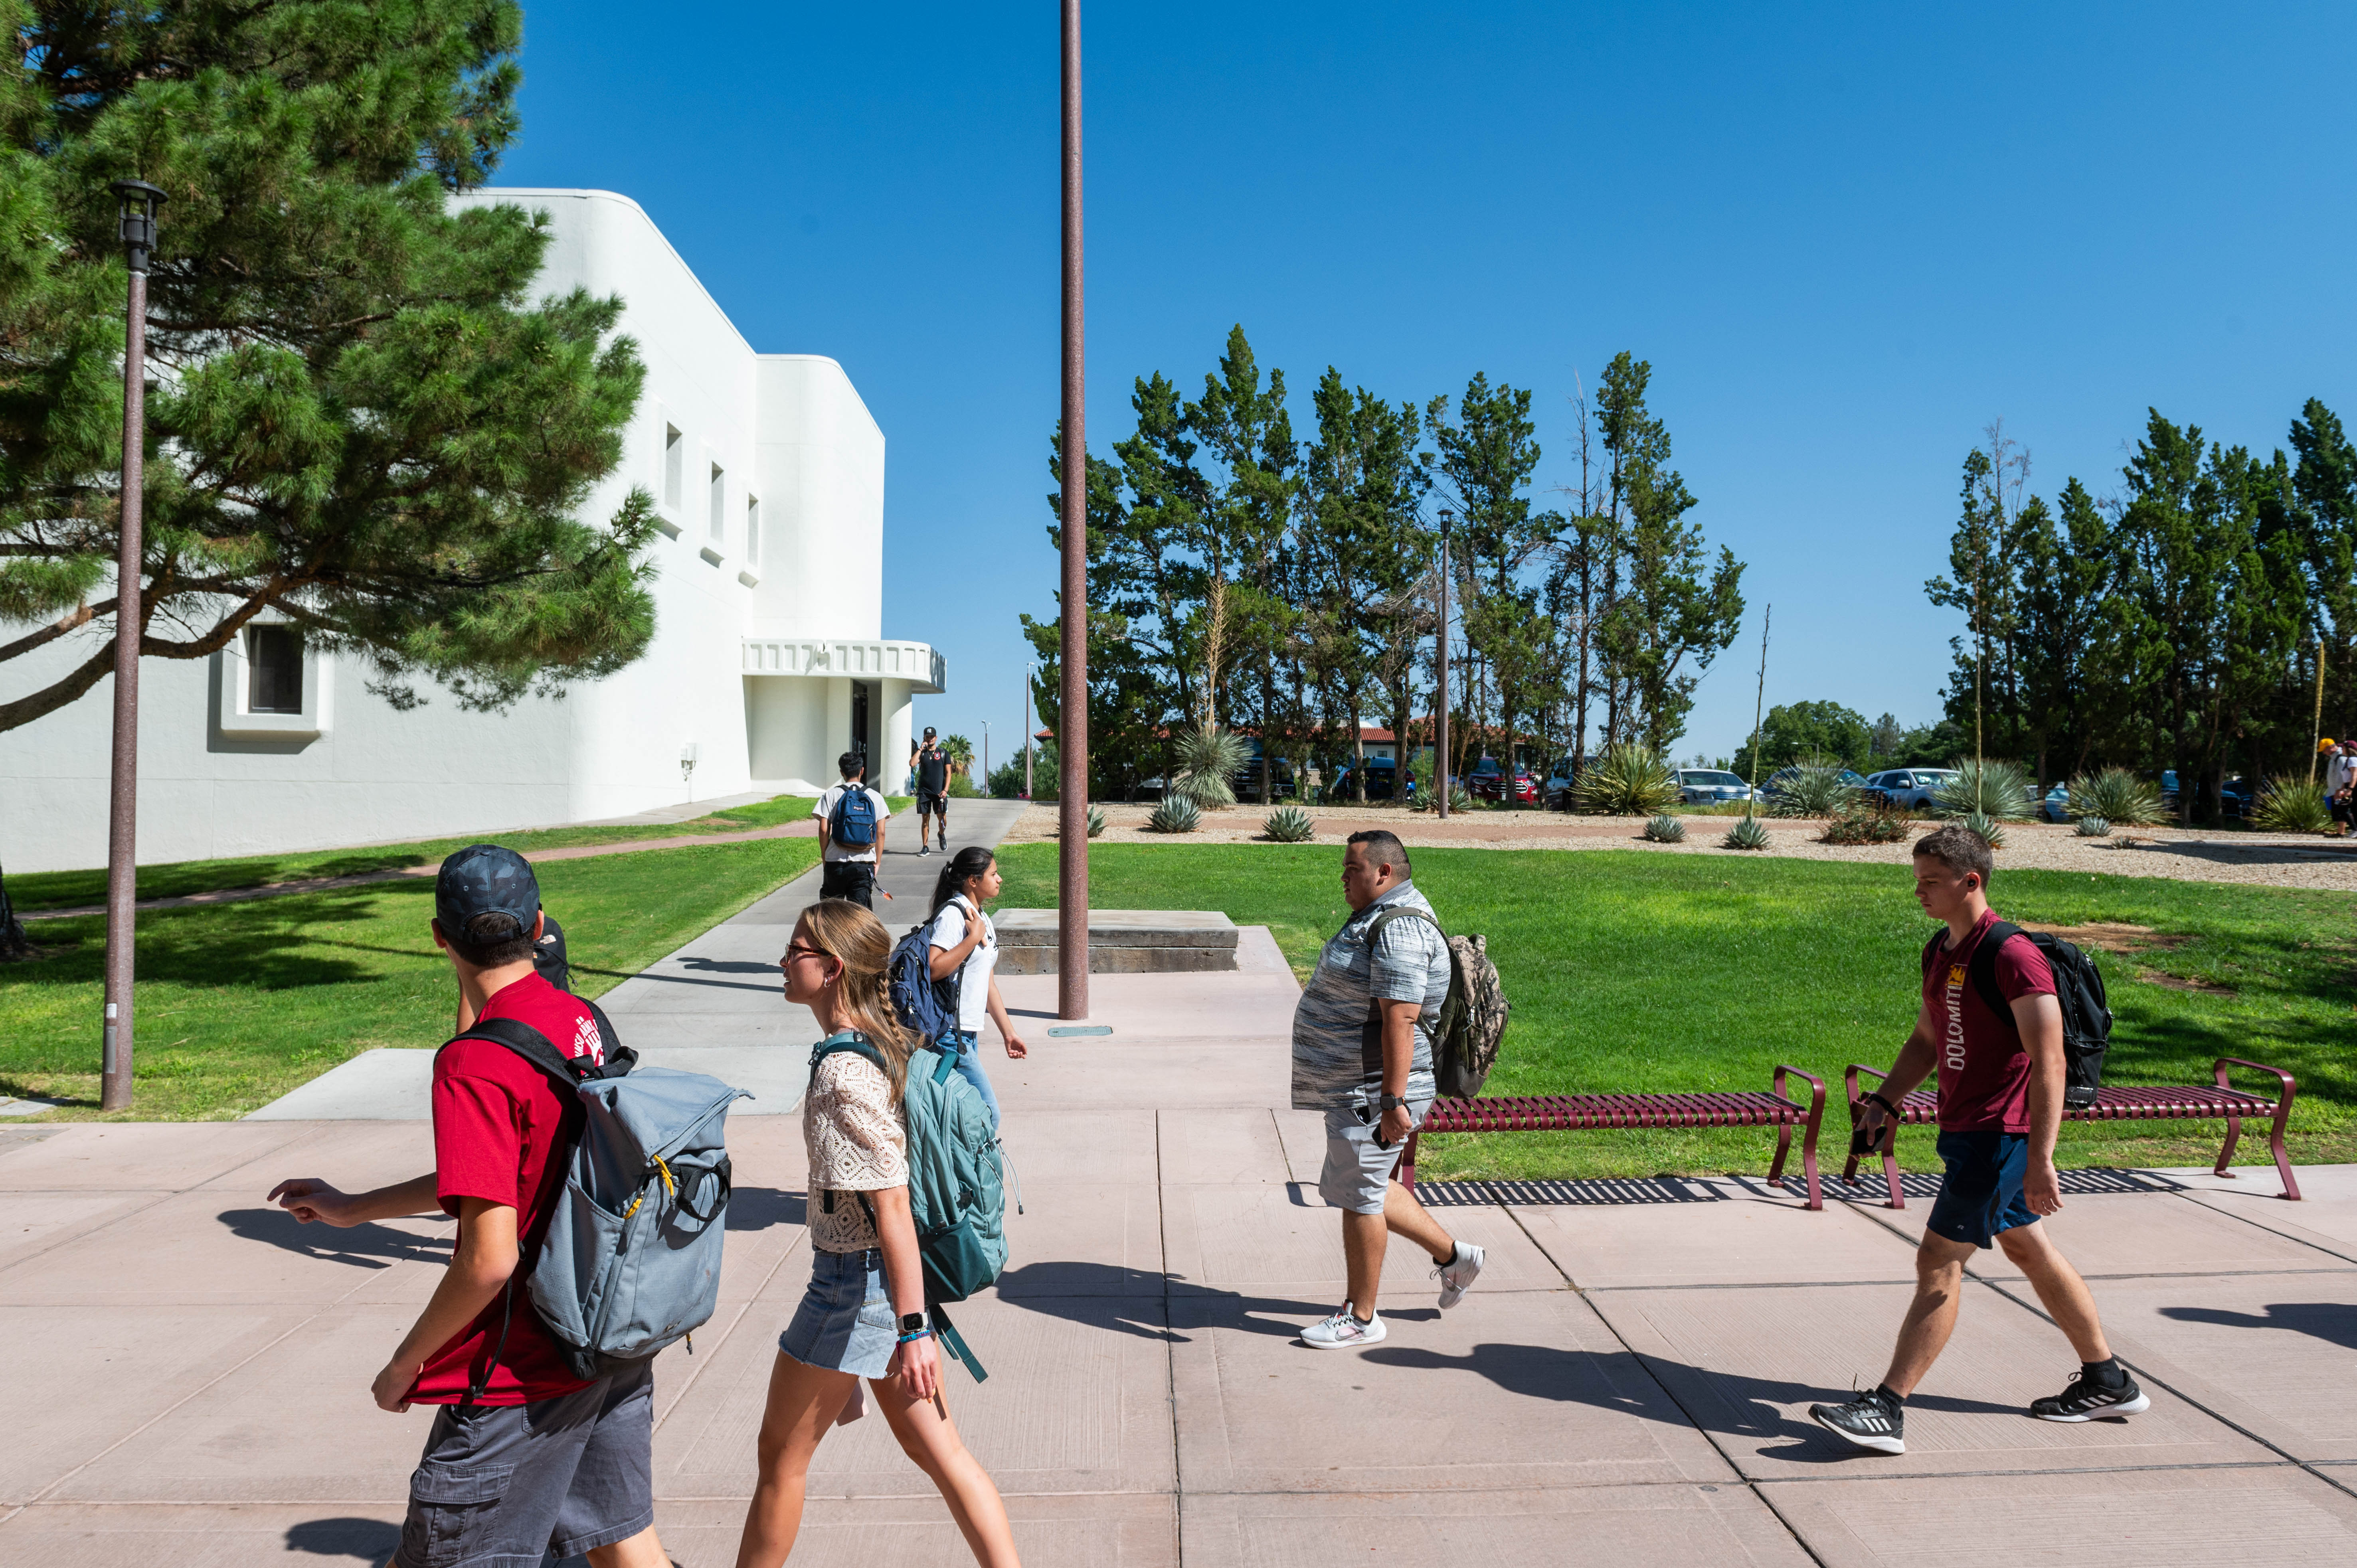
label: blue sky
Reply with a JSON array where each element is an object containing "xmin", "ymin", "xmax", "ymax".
[{"xmin": 500, "ymin": 2, "xmax": 2357, "ymax": 767}]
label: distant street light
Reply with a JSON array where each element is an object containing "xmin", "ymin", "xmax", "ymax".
[{"xmin": 102, "ymin": 178, "xmax": 166, "ymax": 1113}]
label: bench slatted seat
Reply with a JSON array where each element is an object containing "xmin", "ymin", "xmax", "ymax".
[
  {"xmin": 1401, "ymin": 1066, "xmax": 1829, "ymax": 1209},
  {"xmin": 1842, "ymin": 1056, "xmax": 2302, "ymax": 1208}
]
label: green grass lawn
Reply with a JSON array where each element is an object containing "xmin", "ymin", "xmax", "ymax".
[
  {"xmin": 0, "ymin": 793, "xmax": 906, "ymax": 913},
  {"xmin": 0, "ymin": 837, "xmax": 821, "ymax": 1120},
  {"xmin": 994, "ymin": 843, "xmax": 2357, "ymax": 1181}
]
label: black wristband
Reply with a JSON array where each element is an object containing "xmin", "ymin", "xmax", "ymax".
[
  {"xmin": 1378, "ymin": 1093, "xmax": 1410, "ymax": 1112},
  {"xmin": 1862, "ymin": 1091, "xmax": 1898, "ymax": 1116}
]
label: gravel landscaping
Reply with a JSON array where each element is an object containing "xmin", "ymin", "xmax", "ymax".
[{"xmin": 1001, "ymin": 801, "xmax": 2357, "ymax": 891}]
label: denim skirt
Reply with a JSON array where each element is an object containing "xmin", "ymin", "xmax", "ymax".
[{"xmin": 778, "ymin": 1247, "xmax": 896, "ymax": 1378}]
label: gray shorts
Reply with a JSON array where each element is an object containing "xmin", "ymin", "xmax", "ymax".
[
  {"xmin": 1319, "ymin": 1098, "xmax": 1432, "ymax": 1213},
  {"xmin": 393, "ymin": 1361, "xmax": 653, "ymax": 1568}
]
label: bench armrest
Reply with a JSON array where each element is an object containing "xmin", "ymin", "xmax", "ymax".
[
  {"xmin": 2214, "ymin": 1057, "xmax": 2296, "ymax": 1107},
  {"xmin": 1844, "ymin": 1063, "xmax": 1888, "ymax": 1109},
  {"xmin": 1773, "ymin": 1064, "xmax": 1827, "ymax": 1120}
]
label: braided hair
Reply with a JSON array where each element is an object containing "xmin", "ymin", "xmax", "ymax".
[{"xmin": 795, "ymin": 899, "xmax": 913, "ymax": 1098}]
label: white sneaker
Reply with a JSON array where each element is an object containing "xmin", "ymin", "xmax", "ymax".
[
  {"xmin": 1301, "ymin": 1305, "xmax": 1386, "ymax": 1349},
  {"xmin": 1434, "ymin": 1242, "xmax": 1484, "ymax": 1308}
]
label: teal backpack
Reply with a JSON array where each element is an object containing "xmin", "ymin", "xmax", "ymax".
[{"xmin": 809, "ymin": 1033, "xmax": 1014, "ymax": 1380}]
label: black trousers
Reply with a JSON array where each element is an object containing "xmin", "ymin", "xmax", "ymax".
[{"xmin": 819, "ymin": 860, "xmax": 876, "ymax": 908}]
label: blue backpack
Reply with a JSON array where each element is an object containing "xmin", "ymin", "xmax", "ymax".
[
  {"xmin": 450, "ymin": 1009, "xmax": 749, "ymax": 1394},
  {"xmin": 830, "ymin": 786, "xmax": 879, "ymax": 847},
  {"xmin": 810, "ymin": 1033, "xmax": 1012, "ymax": 1380},
  {"xmin": 889, "ymin": 910, "xmax": 961, "ymax": 1043}
]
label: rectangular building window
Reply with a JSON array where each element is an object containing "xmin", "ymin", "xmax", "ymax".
[
  {"xmin": 709, "ymin": 463, "xmax": 725, "ymax": 540},
  {"xmin": 663, "ymin": 425, "xmax": 683, "ymax": 510},
  {"xmin": 247, "ymin": 626, "xmax": 303, "ymax": 713},
  {"xmin": 745, "ymin": 495, "xmax": 761, "ymax": 565}
]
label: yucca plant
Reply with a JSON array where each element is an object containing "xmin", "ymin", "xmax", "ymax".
[
  {"xmin": 1643, "ymin": 813, "xmax": 1686, "ymax": 843},
  {"xmin": 1146, "ymin": 794, "xmax": 1202, "ymax": 833},
  {"xmin": 1961, "ymin": 808, "xmax": 2007, "ymax": 848},
  {"xmin": 1769, "ymin": 757, "xmax": 1856, "ymax": 818},
  {"xmin": 2074, "ymin": 815, "xmax": 2112, "ymax": 838},
  {"xmin": 2252, "ymin": 774, "xmax": 2334, "ymax": 834},
  {"xmin": 1932, "ymin": 758, "xmax": 2035, "ymax": 822},
  {"xmin": 1821, "ymin": 796, "xmax": 1912, "ymax": 844},
  {"xmin": 1571, "ymin": 743, "xmax": 1683, "ymax": 816},
  {"xmin": 1170, "ymin": 724, "xmax": 1247, "ymax": 807},
  {"xmin": 1263, "ymin": 804, "xmax": 1315, "ymax": 842},
  {"xmin": 1413, "ymin": 782, "xmax": 1478, "ymax": 814},
  {"xmin": 2067, "ymin": 766, "xmax": 2165, "ymax": 827},
  {"xmin": 1086, "ymin": 804, "xmax": 1107, "ymax": 838},
  {"xmin": 1722, "ymin": 815, "xmax": 1771, "ymax": 850}
]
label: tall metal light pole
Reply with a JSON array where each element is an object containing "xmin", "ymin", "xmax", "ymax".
[
  {"xmin": 102, "ymin": 179, "xmax": 165, "ymax": 1114},
  {"xmin": 1056, "ymin": 0, "xmax": 1090, "ymax": 1017},
  {"xmin": 1435, "ymin": 510, "xmax": 1452, "ymax": 819}
]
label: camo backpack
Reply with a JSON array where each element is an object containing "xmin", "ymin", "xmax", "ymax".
[{"xmin": 1368, "ymin": 908, "xmax": 1509, "ymax": 1098}]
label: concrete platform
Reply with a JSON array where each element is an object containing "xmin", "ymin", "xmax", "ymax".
[{"xmin": 995, "ymin": 908, "xmax": 1240, "ymax": 974}]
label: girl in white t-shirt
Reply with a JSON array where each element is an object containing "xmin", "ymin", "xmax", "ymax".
[{"xmin": 925, "ymin": 846, "xmax": 1028, "ymax": 1129}]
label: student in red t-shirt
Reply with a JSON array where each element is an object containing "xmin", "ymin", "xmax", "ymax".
[
  {"xmin": 266, "ymin": 845, "xmax": 670, "ymax": 1568},
  {"xmin": 1808, "ymin": 824, "xmax": 2147, "ymax": 1455}
]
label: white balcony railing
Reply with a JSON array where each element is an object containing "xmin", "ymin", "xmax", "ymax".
[{"xmin": 741, "ymin": 637, "xmax": 945, "ymax": 694}]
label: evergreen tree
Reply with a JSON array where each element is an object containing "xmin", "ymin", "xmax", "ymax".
[{"xmin": 0, "ymin": 1, "xmax": 656, "ymax": 731}]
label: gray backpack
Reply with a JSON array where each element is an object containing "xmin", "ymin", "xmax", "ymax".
[{"xmin": 453, "ymin": 1012, "xmax": 750, "ymax": 1392}]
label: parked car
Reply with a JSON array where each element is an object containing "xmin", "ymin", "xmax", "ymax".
[
  {"xmin": 1763, "ymin": 765, "xmax": 1869, "ymax": 802},
  {"xmin": 1863, "ymin": 768, "xmax": 1960, "ymax": 810},
  {"xmin": 2043, "ymin": 781, "xmax": 2071, "ymax": 822},
  {"xmin": 1231, "ymin": 757, "xmax": 1296, "ymax": 800},
  {"xmin": 1673, "ymin": 768, "xmax": 1754, "ymax": 806},
  {"xmin": 2159, "ymin": 770, "xmax": 2252, "ymax": 820},
  {"xmin": 1544, "ymin": 758, "xmax": 1579, "ymax": 810},
  {"xmin": 1331, "ymin": 756, "xmax": 1406, "ymax": 801},
  {"xmin": 1466, "ymin": 756, "xmax": 1539, "ymax": 805}
]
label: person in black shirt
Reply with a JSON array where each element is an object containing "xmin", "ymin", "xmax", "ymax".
[
  {"xmin": 531, "ymin": 908, "xmax": 569, "ymax": 993},
  {"xmin": 912, "ymin": 726, "xmax": 951, "ymax": 856}
]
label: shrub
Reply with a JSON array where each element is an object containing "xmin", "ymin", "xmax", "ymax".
[
  {"xmin": 1932, "ymin": 759, "xmax": 2035, "ymax": 822},
  {"xmin": 1642, "ymin": 813, "xmax": 1686, "ymax": 843},
  {"xmin": 2067, "ymin": 766, "xmax": 2164, "ymax": 826},
  {"xmin": 1171, "ymin": 725, "xmax": 1247, "ymax": 807},
  {"xmin": 946, "ymin": 771, "xmax": 979, "ymax": 799},
  {"xmin": 1414, "ymin": 782, "xmax": 1477, "ymax": 814},
  {"xmin": 2075, "ymin": 816, "xmax": 2112, "ymax": 838},
  {"xmin": 1962, "ymin": 808, "xmax": 2007, "ymax": 848},
  {"xmin": 1722, "ymin": 815, "xmax": 1771, "ymax": 851},
  {"xmin": 1571, "ymin": 743, "xmax": 1682, "ymax": 816},
  {"xmin": 1146, "ymin": 794, "xmax": 1202, "ymax": 833},
  {"xmin": 1263, "ymin": 805, "xmax": 1315, "ymax": 842},
  {"xmin": 1086, "ymin": 804, "xmax": 1107, "ymax": 838},
  {"xmin": 1768, "ymin": 757, "xmax": 1856, "ymax": 818},
  {"xmin": 2252, "ymin": 774, "xmax": 2334, "ymax": 834},
  {"xmin": 1821, "ymin": 796, "xmax": 1912, "ymax": 844}
]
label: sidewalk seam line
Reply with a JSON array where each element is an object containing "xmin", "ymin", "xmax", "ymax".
[{"xmin": 1158, "ymin": 1109, "xmax": 1185, "ymax": 1565}]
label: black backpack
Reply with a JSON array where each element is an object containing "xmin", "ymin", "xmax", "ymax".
[{"xmin": 1922, "ymin": 922, "xmax": 2112, "ymax": 1108}]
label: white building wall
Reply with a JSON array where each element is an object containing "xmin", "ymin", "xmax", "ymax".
[{"xmin": 0, "ymin": 188, "xmax": 935, "ymax": 875}]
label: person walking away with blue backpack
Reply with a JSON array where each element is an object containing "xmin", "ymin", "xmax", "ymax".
[
  {"xmin": 814, "ymin": 751, "xmax": 891, "ymax": 908},
  {"xmin": 737, "ymin": 900, "xmax": 1021, "ymax": 1568},
  {"xmin": 927, "ymin": 847, "xmax": 1028, "ymax": 1132},
  {"xmin": 265, "ymin": 845, "xmax": 671, "ymax": 1568},
  {"xmin": 1809, "ymin": 824, "xmax": 2144, "ymax": 1455}
]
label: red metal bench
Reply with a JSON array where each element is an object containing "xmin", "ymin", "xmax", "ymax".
[
  {"xmin": 1400, "ymin": 1065, "xmax": 1830, "ymax": 1209},
  {"xmin": 1841, "ymin": 1057, "xmax": 2302, "ymax": 1207}
]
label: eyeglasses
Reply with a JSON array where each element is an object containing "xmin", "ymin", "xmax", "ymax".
[{"xmin": 783, "ymin": 941, "xmax": 832, "ymax": 968}]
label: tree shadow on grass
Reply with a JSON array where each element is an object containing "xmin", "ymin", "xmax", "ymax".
[{"xmin": 219, "ymin": 1207, "xmax": 448, "ymax": 1268}]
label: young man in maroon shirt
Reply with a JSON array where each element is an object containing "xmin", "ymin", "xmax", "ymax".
[
  {"xmin": 267, "ymin": 846, "xmax": 671, "ymax": 1567},
  {"xmin": 1809, "ymin": 824, "xmax": 2146, "ymax": 1455}
]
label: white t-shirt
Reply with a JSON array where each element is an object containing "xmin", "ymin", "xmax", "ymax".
[
  {"xmin": 813, "ymin": 784, "xmax": 890, "ymax": 863},
  {"xmin": 2331, "ymin": 754, "xmax": 2357, "ymax": 794},
  {"xmin": 928, "ymin": 896, "xmax": 997, "ymax": 1033}
]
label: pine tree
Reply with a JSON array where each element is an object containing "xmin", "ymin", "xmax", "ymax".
[{"xmin": 0, "ymin": 1, "xmax": 655, "ymax": 732}]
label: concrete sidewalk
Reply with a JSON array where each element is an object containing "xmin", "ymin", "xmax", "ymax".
[{"xmin": 5, "ymin": 901, "xmax": 2355, "ymax": 1562}]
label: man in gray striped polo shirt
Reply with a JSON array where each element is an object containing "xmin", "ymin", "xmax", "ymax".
[{"xmin": 1289, "ymin": 829, "xmax": 1485, "ymax": 1348}]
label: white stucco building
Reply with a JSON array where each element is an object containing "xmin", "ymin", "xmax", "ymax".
[{"xmin": 1, "ymin": 189, "xmax": 941, "ymax": 875}]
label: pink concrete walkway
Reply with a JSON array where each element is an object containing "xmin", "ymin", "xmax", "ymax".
[{"xmin": 2, "ymin": 937, "xmax": 2353, "ymax": 1564}]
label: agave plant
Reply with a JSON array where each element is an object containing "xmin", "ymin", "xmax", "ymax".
[
  {"xmin": 1169, "ymin": 724, "xmax": 1247, "ymax": 807},
  {"xmin": 1086, "ymin": 804, "xmax": 1107, "ymax": 838},
  {"xmin": 1821, "ymin": 796, "xmax": 1912, "ymax": 845},
  {"xmin": 2252, "ymin": 774, "xmax": 2333, "ymax": 834},
  {"xmin": 1263, "ymin": 804, "xmax": 1315, "ymax": 843},
  {"xmin": 1414, "ymin": 782, "xmax": 1478, "ymax": 814},
  {"xmin": 1146, "ymin": 794, "xmax": 1202, "ymax": 833},
  {"xmin": 1961, "ymin": 808, "xmax": 2007, "ymax": 848},
  {"xmin": 1932, "ymin": 758, "xmax": 2036, "ymax": 822},
  {"xmin": 1769, "ymin": 757, "xmax": 1857, "ymax": 818},
  {"xmin": 1571, "ymin": 743, "xmax": 1683, "ymax": 817},
  {"xmin": 2067, "ymin": 767, "xmax": 2165, "ymax": 827},
  {"xmin": 1722, "ymin": 815, "xmax": 1771, "ymax": 851},
  {"xmin": 2074, "ymin": 815, "xmax": 2113, "ymax": 838},
  {"xmin": 1643, "ymin": 813, "xmax": 1687, "ymax": 843}
]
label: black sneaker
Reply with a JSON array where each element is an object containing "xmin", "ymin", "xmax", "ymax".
[
  {"xmin": 2030, "ymin": 1368, "xmax": 2150, "ymax": 1422},
  {"xmin": 1808, "ymin": 1386, "xmax": 1905, "ymax": 1454}
]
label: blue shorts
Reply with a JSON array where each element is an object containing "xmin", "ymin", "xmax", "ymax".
[
  {"xmin": 1926, "ymin": 1130, "xmax": 2039, "ymax": 1249},
  {"xmin": 779, "ymin": 1248, "xmax": 897, "ymax": 1378}
]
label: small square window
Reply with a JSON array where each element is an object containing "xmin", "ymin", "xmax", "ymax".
[
  {"xmin": 247, "ymin": 626, "xmax": 303, "ymax": 713},
  {"xmin": 745, "ymin": 495, "xmax": 761, "ymax": 566},
  {"xmin": 709, "ymin": 464, "xmax": 726, "ymax": 539},
  {"xmin": 663, "ymin": 425, "xmax": 683, "ymax": 509}
]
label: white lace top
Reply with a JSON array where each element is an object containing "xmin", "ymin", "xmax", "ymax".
[{"xmin": 804, "ymin": 1043, "xmax": 908, "ymax": 1253}]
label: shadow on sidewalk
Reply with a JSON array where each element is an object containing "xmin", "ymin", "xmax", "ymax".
[
  {"xmin": 994, "ymin": 1259, "xmax": 1351, "ymax": 1343},
  {"xmin": 284, "ymin": 1516, "xmax": 399, "ymax": 1560},
  {"xmin": 218, "ymin": 1207, "xmax": 448, "ymax": 1268},
  {"xmin": 2160, "ymin": 1299, "xmax": 2357, "ymax": 1350}
]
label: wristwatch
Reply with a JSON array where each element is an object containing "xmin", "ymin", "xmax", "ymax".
[
  {"xmin": 1378, "ymin": 1093, "xmax": 1410, "ymax": 1112},
  {"xmin": 898, "ymin": 1311, "xmax": 929, "ymax": 1335}
]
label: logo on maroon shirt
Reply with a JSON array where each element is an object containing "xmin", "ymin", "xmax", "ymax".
[
  {"xmin": 572, "ymin": 1011, "xmax": 604, "ymax": 1066},
  {"xmin": 1941, "ymin": 963, "xmax": 1968, "ymax": 1072}
]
